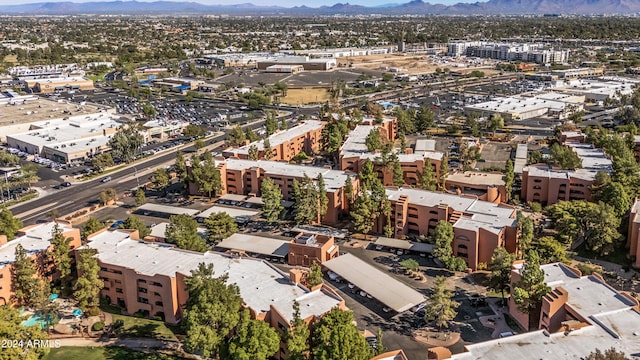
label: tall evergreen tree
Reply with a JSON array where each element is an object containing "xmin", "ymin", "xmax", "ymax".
[
  {"xmin": 166, "ymin": 214, "xmax": 207, "ymax": 252},
  {"xmin": 11, "ymin": 244, "xmax": 38, "ymax": 306},
  {"xmin": 317, "ymin": 173, "xmax": 329, "ymax": 219},
  {"xmin": 225, "ymin": 309, "xmax": 280, "ymax": 360},
  {"xmin": 513, "ymin": 250, "xmax": 550, "ymax": 330},
  {"xmin": 261, "ymin": 178, "xmax": 284, "ymax": 222},
  {"xmin": 439, "ymin": 157, "xmax": 449, "ymax": 191},
  {"xmin": 50, "ymin": 224, "xmax": 72, "ymax": 293},
  {"xmin": 0, "ymin": 208, "xmax": 22, "ymax": 240},
  {"xmin": 74, "ymin": 248, "xmax": 103, "ymax": 316},
  {"xmin": 504, "ymin": 159, "xmax": 514, "ymax": 201},
  {"xmin": 420, "ymin": 159, "xmax": 437, "ymax": 191},
  {"xmin": 287, "ymin": 301, "xmax": 310, "ymax": 360},
  {"xmin": 490, "ymin": 247, "xmax": 516, "ymax": 302},
  {"xmin": 311, "ymin": 308, "xmax": 373, "ymax": 360},
  {"xmin": 204, "ymin": 212, "xmax": 238, "ymax": 244},
  {"xmin": 425, "ymin": 276, "xmax": 459, "ymax": 330},
  {"xmin": 0, "ymin": 306, "xmax": 50, "ymax": 359}
]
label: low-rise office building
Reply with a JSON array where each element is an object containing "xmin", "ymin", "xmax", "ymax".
[
  {"xmin": 223, "ymin": 120, "xmax": 323, "ymax": 161},
  {"xmin": 30, "ymin": 76, "xmax": 94, "ymax": 93},
  {"xmin": 187, "ymin": 158, "xmax": 358, "ymax": 225},
  {"xmin": 85, "ymin": 229, "xmax": 346, "ymax": 359},
  {"xmin": 521, "ymin": 142, "xmax": 611, "ymax": 205},
  {"xmin": 464, "ymin": 93, "xmax": 583, "ymax": 121},
  {"xmin": 385, "ymin": 188, "xmax": 517, "ymax": 270},
  {"xmin": 0, "ymin": 221, "xmax": 81, "ymax": 306},
  {"xmin": 257, "ymin": 56, "xmax": 336, "ymax": 71}
]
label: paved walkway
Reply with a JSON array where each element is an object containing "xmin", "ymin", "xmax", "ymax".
[
  {"xmin": 57, "ymin": 337, "xmax": 180, "ymax": 351},
  {"xmin": 482, "ymin": 298, "xmax": 518, "ymax": 338}
]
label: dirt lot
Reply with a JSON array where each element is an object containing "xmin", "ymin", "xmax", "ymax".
[
  {"xmin": 280, "ymin": 87, "xmax": 330, "ymax": 105},
  {"xmin": 338, "ymin": 54, "xmax": 500, "ymax": 76}
]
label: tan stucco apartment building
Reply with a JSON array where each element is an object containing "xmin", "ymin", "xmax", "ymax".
[
  {"xmin": 385, "ymin": 188, "xmax": 517, "ymax": 270},
  {"xmin": 521, "ymin": 142, "xmax": 611, "ymax": 206},
  {"xmin": 627, "ymin": 199, "xmax": 640, "ymax": 268},
  {"xmin": 188, "ymin": 158, "xmax": 358, "ymax": 225},
  {"xmin": 85, "ymin": 229, "xmax": 346, "ymax": 359},
  {"xmin": 0, "ymin": 221, "xmax": 82, "ymax": 306},
  {"xmin": 223, "ymin": 120, "xmax": 324, "ymax": 161},
  {"xmin": 339, "ymin": 119, "xmax": 443, "ymax": 187}
]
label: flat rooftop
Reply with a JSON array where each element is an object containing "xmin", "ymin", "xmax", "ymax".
[
  {"xmin": 85, "ymin": 231, "xmax": 343, "ymax": 323},
  {"xmin": 225, "ymin": 120, "xmax": 323, "ymax": 156},
  {"xmin": 465, "ymin": 95, "xmax": 566, "ymax": 115},
  {"xmin": 0, "ymin": 98, "xmax": 106, "ymax": 128},
  {"xmin": 216, "ymin": 233, "xmax": 290, "ymax": 258},
  {"xmin": 374, "ymin": 237, "xmax": 434, "ymax": 253},
  {"xmin": 454, "ymin": 263, "xmax": 640, "ymax": 360},
  {"xmin": 341, "ymin": 125, "xmax": 443, "ymax": 162},
  {"xmin": 324, "ymin": 253, "xmax": 425, "ymax": 313},
  {"xmin": 221, "ymin": 158, "xmax": 354, "ymax": 192},
  {"xmin": 0, "ymin": 222, "xmax": 71, "ymax": 269},
  {"xmin": 197, "ymin": 205, "xmax": 259, "ymax": 221},
  {"xmin": 446, "ymin": 171, "xmax": 505, "ymax": 186},
  {"xmin": 147, "ymin": 222, "xmax": 207, "ymax": 240},
  {"xmin": 524, "ymin": 142, "xmax": 611, "ymax": 182},
  {"xmin": 137, "ymin": 203, "xmax": 200, "ymax": 217}
]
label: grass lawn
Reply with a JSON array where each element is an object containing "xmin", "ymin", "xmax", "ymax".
[
  {"xmin": 45, "ymin": 346, "xmax": 188, "ymax": 360},
  {"xmin": 110, "ymin": 313, "xmax": 177, "ymax": 341},
  {"xmin": 575, "ymin": 244, "xmax": 631, "ymax": 268}
]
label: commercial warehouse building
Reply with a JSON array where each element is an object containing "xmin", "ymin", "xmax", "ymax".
[
  {"xmin": 257, "ymin": 56, "xmax": 337, "ymax": 71},
  {"xmin": 464, "ymin": 93, "xmax": 584, "ymax": 121},
  {"xmin": 223, "ymin": 120, "xmax": 324, "ymax": 161},
  {"xmin": 385, "ymin": 188, "xmax": 517, "ymax": 270},
  {"xmin": 29, "ymin": 76, "xmax": 94, "ymax": 93},
  {"xmin": 85, "ymin": 229, "xmax": 346, "ymax": 360},
  {"xmin": 6, "ymin": 112, "xmax": 121, "ymax": 163}
]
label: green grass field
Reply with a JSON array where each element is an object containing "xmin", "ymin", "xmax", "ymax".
[
  {"xmin": 109, "ymin": 313, "xmax": 177, "ymax": 341},
  {"xmin": 44, "ymin": 346, "xmax": 187, "ymax": 360}
]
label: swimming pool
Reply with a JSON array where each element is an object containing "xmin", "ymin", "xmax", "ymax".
[{"xmin": 21, "ymin": 313, "xmax": 54, "ymax": 329}]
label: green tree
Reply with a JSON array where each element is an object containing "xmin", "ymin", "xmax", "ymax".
[
  {"xmin": 81, "ymin": 217, "xmax": 104, "ymax": 241},
  {"xmin": 175, "ymin": 150, "xmax": 187, "ymax": 180},
  {"xmin": 359, "ymin": 159, "xmax": 376, "ymax": 190},
  {"xmin": 488, "ymin": 114, "xmax": 504, "ymax": 136},
  {"xmin": 261, "ymin": 177, "xmax": 283, "ymax": 222},
  {"xmin": 135, "ymin": 188, "xmax": 146, "ymax": 206},
  {"xmin": 0, "ymin": 150, "xmax": 20, "ymax": 166},
  {"xmin": 317, "ymin": 173, "xmax": 329, "ymax": 219},
  {"xmin": 204, "ymin": 212, "xmax": 238, "ymax": 244},
  {"xmin": 392, "ymin": 157, "xmax": 404, "ymax": 187},
  {"xmin": 415, "ymin": 106, "xmax": 435, "ymax": 132},
  {"xmin": 535, "ymin": 236, "xmax": 569, "ymax": 264},
  {"xmin": 594, "ymin": 181, "xmax": 631, "ymax": 217},
  {"xmin": 141, "ymin": 102, "xmax": 157, "ymax": 118},
  {"xmin": 166, "ymin": 214, "xmax": 207, "ymax": 252},
  {"xmin": 433, "ymin": 220, "xmax": 454, "ymax": 264},
  {"xmin": 549, "ymin": 143, "xmax": 582, "ymax": 170},
  {"xmin": 512, "ymin": 250, "xmax": 550, "ymax": 330},
  {"xmin": 321, "ymin": 121, "xmax": 348, "ymax": 163},
  {"xmin": 504, "ymin": 159, "xmax": 514, "ymax": 201},
  {"xmin": 74, "ymin": 248, "xmax": 103, "ymax": 316},
  {"xmin": 351, "ymin": 194, "xmax": 374, "ymax": 236},
  {"xmin": 91, "ymin": 152, "xmax": 114, "ymax": 172},
  {"xmin": 228, "ymin": 125, "xmax": 247, "ymax": 147},
  {"xmin": 50, "ymin": 224, "xmax": 72, "ymax": 293},
  {"xmin": 183, "ymin": 263, "xmax": 243, "ymax": 359},
  {"xmin": 439, "ymin": 157, "xmax": 449, "ymax": 190},
  {"xmin": 98, "ymin": 188, "xmax": 117, "ymax": 205},
  {"xmin": 311, "ymin": 308, "xmax": 373, "ymax": 360},
  {"xmin": 192, "ymin": 151, "xmax": 222, "ymax": 198},
  {"xmin": 365, "ymin": 128, "xmax": 383, "ymax": 152},
  {"xmin": 245, "ymin": 127, "xmax": 259, "ymax": 143},
  {"xmin": 517, "ymin": 213, "xmax": 534, "ymax": 258},
  {"xmin": 194, "ymin": 139, "xmax": 206, "ymax": 152},
  {"xmin": 374, "ymin": 328, "xmax": 386, "ymax": 355},
  {"xmin": 265, "ymin": 111, "xmax": 278, "ymax": 136},
  {"xmin": 490, "ymin": 247, "xmax": 516, "ymax": 301},
  {"xmin": 287, "ymin": 301, "xmax": 310, "ymax": 360},
  {"xmin": 419, "ymin": 159, "xmax": 438, "ymax": 191},
  {"xmin": 225, "ymin": 309, "xmax": 279, "ymax": 360},
  {"xmin": 0, "ymin": 306, "xmax": 50, "ymax": 359},
  {"xmin": 399, "ymin": 258, "xmax": 420, "ymax": 272},
  {"xmin": 395, "ymin": 107, "xmax": 416, "ymax": 135},
  {"xmin": 183, "ymin": 124, "xmax": 205, "ymax": 138},
  {"xmin": 11, "ymin": 244, "xmax": 38, "ymax": 306},
  {"xmin": 151, "ymin": 168, "xmax": 170, "ymax": 191},
  {"xmin": 248, "ymin": 144, "xmax": 259, "ymax": 160},
  {"xmin": 292, "ymin": 175, "xmax": 319, "ymax": 225},
  {"xmin": 122, "ymin": 215, "xmax": 151, "ymax": 238},
  {"xmin": 425, "ymin": 276, "xmax": 459, "ymax": 330},
  {"xmin": 108, "ymin": 126, "xmax": 144, "ymax": 163},
  {"xmin": 263, "ymin": 139, "xmax": 274, "ymax": 160},
  {"xmin": 0, "ymin": 208, "xmax": 22, "ymax": 240},
  {"xmin": 308, "ymin": 261, "xmax": 323, "ymax": 287}
]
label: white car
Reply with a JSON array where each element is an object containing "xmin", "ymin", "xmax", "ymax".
[{"xmin": 375, "ymin": 245, "xmax": 384, "ymax": 251}]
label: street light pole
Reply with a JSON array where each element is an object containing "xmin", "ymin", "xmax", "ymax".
[{"xmin": 134, "ymin": 166, "xmax": 140, "ymax": 188}]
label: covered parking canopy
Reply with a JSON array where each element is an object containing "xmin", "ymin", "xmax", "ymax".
[
  {"xmin": 216, "ymin": 233, "xmax": 290, "ymax": 258},
  {"xmin": 324, "ymin": 253, "xmax": 425, "ymax": 313},
  {"xmin": 374, "ymin": 237, "xmax": 433, "ymax": 254},
  {"xmin": 136, "ymin": 203, "xmax": 199, "ymax": 217}
]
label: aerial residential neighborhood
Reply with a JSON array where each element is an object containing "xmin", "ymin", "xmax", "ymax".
[{"xmin": 1, "ymin": 3, "xmax": 640, "ymax": 360}]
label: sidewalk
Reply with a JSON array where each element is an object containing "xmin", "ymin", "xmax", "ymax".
[{"xmin": 480, "ymin": 298, "xmax": 518, "ymax": 338}]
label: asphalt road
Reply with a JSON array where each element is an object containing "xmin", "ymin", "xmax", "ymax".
[{"xmin": 13, "ymin": 108, "xmax": 278, "ymax": 224}]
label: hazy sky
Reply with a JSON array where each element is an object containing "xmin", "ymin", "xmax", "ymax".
[{"xmin": 6, "ymin": 0, "xmax": 474, "ymax": 7}]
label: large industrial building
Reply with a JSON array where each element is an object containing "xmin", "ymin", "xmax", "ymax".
[
  {"xmin": 464, "ymin": 92, "xmax": 584, "ymax": 121},
  {"xmin": 447, "ymin": 41, "xmax": 569, "ymax": 64},
  {"xmin": 257, "ymin": 56, "xmax": 336, "ymax": 71}
]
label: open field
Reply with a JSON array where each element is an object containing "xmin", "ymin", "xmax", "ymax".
[
  {"xmin": 280, "ymin": 87, "xmax": 331, "ymax": 105},
  {"xmin": 45, "ymin": 346, "xmax": 189, "ymax": 360},
  {"xmin": 339, "ymin": 53, "xmax": 500, "ymax": 75}
]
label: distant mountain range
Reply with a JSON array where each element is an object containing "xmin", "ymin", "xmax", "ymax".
[{"xmin": 1, "ymin": 0, "xmax": 640, "ymax": 15}]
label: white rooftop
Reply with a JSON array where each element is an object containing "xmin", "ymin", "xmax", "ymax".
[
  {"xmin": 197, "ymin": 206, "xmax": 259, "ymax": 220},
  {"xmin": 324, "ymin": 253, "xmax": 425, "ymax": 312},
  {"xmin": 85, "ymin": 231, "xmax": 343, "ymax": 323},
  {"xmin": 137, "ymin": 203, "xmax": 200, "ymax": 217},
  {"xmin": 341, "ymin": 125, "xmax": 443, "ymax": 162},
  {"xmin": 465, "ymin": 94, "xmax": 567, "ymax": 115},
  {"xmin": 0, "ymin": 222, "xmax": 71, "ymax": 269},
  {"xmin": 147, "ymin": 223, "xmax": 207, "ymax": 240},
  {"xmin": 227, "ymin": 120, "xmax": 323, "ymax": 155},
  {"xmin": 221, "ymin": 158, "xmax": 354, "ymax": 191},
  {"xmin": 454, "ymin": 263, "xmax": 640, "ymax": 360},
  {"xmin": 523, "ymin": 143, "xmax": 611, "ymax": 181},
  {"xmin": 446, "ymin": 172, "xmax": 505, "ymax": 186},
  {"xmin": 216, "ymin": 233, "xmax": 290, "ymax": 258}
]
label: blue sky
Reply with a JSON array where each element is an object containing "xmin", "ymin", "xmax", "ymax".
[{"xmin": 7, "ymin": 0, "xmax": 473, "ymax": 7}]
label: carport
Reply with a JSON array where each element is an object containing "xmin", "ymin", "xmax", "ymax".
[
  {"xmin": 374, "ymin": 237, "xmax": 433, "ymax": 254},
  {"xmin": 215, "ymin": 233, "xmax": 289, "ymax": 259},
  {"xmin": 136, "ymin": 203, "xmax": 199, "ymax": 218},
  {"xmin": 324, "ymin": 253, "xmax": 425, "ymax": 313}
]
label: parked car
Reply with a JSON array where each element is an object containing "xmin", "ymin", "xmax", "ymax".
[
  {"xmin": 61, "ymin": 182, "xmax": 71, "ymax": 187},
  {"xmin": 101, "ymin": 176, "xmax": 112, "ymax": 183},
  {"xmin": 110, "ymin": 220, "xmax": 124, "ymax": 229}
]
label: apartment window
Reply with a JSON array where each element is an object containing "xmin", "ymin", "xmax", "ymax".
[
  {"xmin": 138, "ymin": 297, "xmax": 149, "ymax": 304},
  {"xmin": 116, "ymin": 288, "xmax": 123, "ymax": 293},
  {"xmin": 155, "ymin": 301, "xmax": 163, "ymax": 306},
  {"xmin": 113, "ymin": 270, "xmax": 122, "ymax": 275},
  {"xmin": 150, "ymin": 281, "xmax": 163, "ymax": 287},
  {"xmin": 103, "ymin": 287, "xmax": 110, "ymax": 291},
  {"xmin": 533, "ymin": 179, "xmax": 542, "ymax": 183},
  {"xmin": 154, "ymin": 292, "xmax": 161, "ymax": 297},
  {"xmin": 137, "ymin": 279, "xmax": 147, "ymax": 283},
  {"xmin": 114, "ymin": 279, "xmax": 122, "ymax": 284},
  {"xmin": 100, "ymin": 267, "xmax": 108, "ymax": 272},
  {"xmin": 542, "ymin": 312, "xmax": 548, "ymax": 320}
]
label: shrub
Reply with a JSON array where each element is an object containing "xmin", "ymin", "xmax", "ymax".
[
  {"xmin": 445, "ymin": 257, "xmax": 468, "ymax": 272},
  {"xmin": 576, "ymin": 263, "xmax": 599, "ymax": 276},
  {"xmin": 528, "ymin": 201, "xmax": 543, "ymax": 213},
  {"xmin": 92, "ymin": 322, "xmax": 105, "ymax": 331}
]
